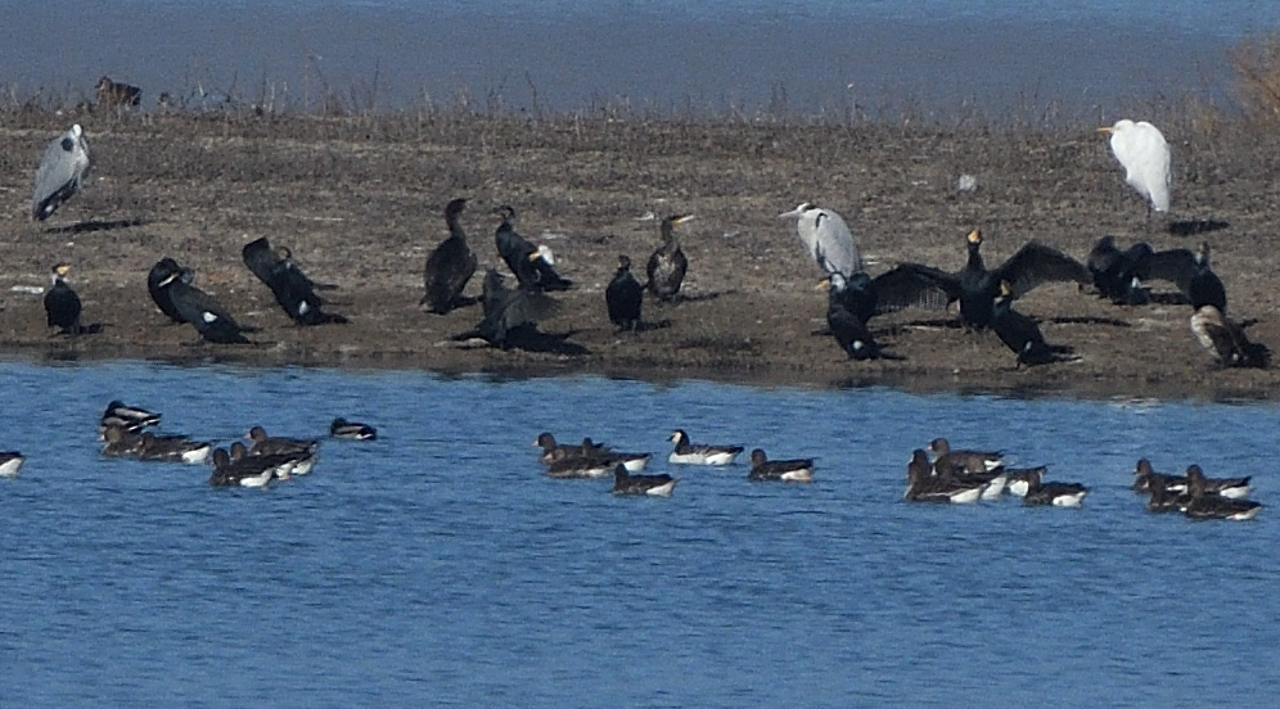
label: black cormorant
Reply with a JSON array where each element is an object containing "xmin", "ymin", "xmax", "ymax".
[
  {"xmin": 242, "ymin": 237, "xmax": 347, "ymax": 325},
  {"xmin": 897, "ymin": 229, "xmax": 1091, "ymax": 330},
  {"xmin": 1148, "ymin": 241, "xmax": 1227, "ymax": 311},
  {"xmin": 155, "ymin": 267, "xmax": 251, "ymax": 344},
  {"xmin": 422, "ymin": 198, "xmax": 478, "ymax": 314},
  {"xmin": 1085, "ymin": 236, "xmax": 1154, "ymax": 304},
  {"xmin": 147, "ymin": 258, "xmax": 194, "ymax": 323},
  {"xmin": 989, "ymin": 280, "xmax": 1076, "ymax": 366},
  {"xmin": 43, "ymin": 263, "xmax": 82, "ymax": 334},
  {"xmin": 605, "ymin": 254, "xmax": 643, "ymax": 332},
  {"xmin": 822, "ymin": 273, "xmax": 887, "ymax": 360},
  {"xmin": 494, "ymin": 205, "xmax": 573, "ymax": 291},
  {"xmin": 646, "ymin": 214, "xmax": 693, "ymax": 302},
  {"xmin": 455, "ymin": 268, "xmax": 560, "ymax": 348}
]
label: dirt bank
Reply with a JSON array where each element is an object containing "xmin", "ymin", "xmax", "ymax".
[{"xmin": 2, "ymin": 111, "xmax": 1279, "ymax": 400}]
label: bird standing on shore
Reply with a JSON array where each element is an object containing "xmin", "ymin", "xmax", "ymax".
[
  {"xmin": 1190, "ymin": 305, "xmax": 1269, "ymax": 369},
  {"xmin": 242, "ymin": 237, "xmax": 347, "ymax": 325},
  {"xmin": 44, "ymin": 263, "xmax": 83, "ymax": 335},
  {"xmin": 605, "ymin": 254, "xmax": 643, "ymax": 332},
  {"xmin": 646, "ymin": 214, "xmax": 694, "ymax": 302},
  {"xmin": 32, "ymin": 124, "xmax": 91, "ymax": 221},
  {"xmin": 422, "ymin": 198, "xmax": 478, "ymax": 314},
  {"xmin": 147, "ymin": 258, "xmax": 195, "ymax": 323},
  {"xmin": 822, "ymin": 273, "xmax": 888, "ymax": 360},
  {"xmin": 1099, "ymin": 119, "xmax": 1171, "ymax": 214},
  {"xmin": 989, "ymin": 280, "xmax": 1076, "ymax": 366},
  {"xmin": 494, "ymin": 206, "xmax": 573, "ymax": 291},
  {"xmin": 454, "ymin": 268, "xmax": 561, "ymax": 348},
  {"xmin": 1147, "ymin": 241, "xmax": 1227, "ymax": 312},
  {"xmin": 895, "ymin": 229, "xmax": 1091, "ymax": 330},
  {"xmin": 779, "ymin": 202, "xmax": 861, "ymax": 277},
  {"xmin": 154, "ymin": 266, "xmax": 251, "ymax": 344}
]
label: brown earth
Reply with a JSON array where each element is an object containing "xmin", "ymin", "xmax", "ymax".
[{"xmin": 1, "ymin": 110, "xmax": 1280, "ymax": 400}]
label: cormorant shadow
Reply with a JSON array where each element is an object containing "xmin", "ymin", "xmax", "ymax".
[
  {"xmin": 1045, "ymin": 315, "xmax": 1131, "ymax": 327},
  {"xmin": 45, "ymin": 218, "xmax": 147, "ymax": 234},
  {"xmin": 1168, "ymin": 219, "xmax": 1229, "ymax": 236},
  {"xmin": 503, "ymin": 328, "xmax": 590, "ymax": 356}
]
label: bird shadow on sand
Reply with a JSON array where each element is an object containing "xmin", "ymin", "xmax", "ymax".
[
  {"xmin": 651, "ymin": 290, "xmax": 731, "ymax": 305},
  {"xmin": 45, "ymin": 218, "xmax": 148, "ymax": 234},
  {"xmin": 1044, "ymin": 315, "xmax": 1131, "ymax": 327},
  {"xmin": 1168, "ymin": 219, "xmax": 1229, "ymax": 236}
]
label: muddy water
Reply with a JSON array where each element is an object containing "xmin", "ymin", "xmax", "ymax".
[
  {"xmin": 2, "ymin": 1, "xmax": 1274, "ymax": 117},
  {"xmin": 2, "ymin": 359, "xmax": 1277, "ymax": 706}
]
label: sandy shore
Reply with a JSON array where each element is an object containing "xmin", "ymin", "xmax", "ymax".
[{"xmin": 1, "ymin": 111, "xmax": 1279, "ymax": 400}]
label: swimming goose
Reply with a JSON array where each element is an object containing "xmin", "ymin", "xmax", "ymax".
[
  {"xmin": 100, "ymin": 400, "xmax": 161, "ymax": 437},
  {"xmin": 534, "ymin": 432, "xmax": 607, "ymax": 465},
  {"xmin": 101, "ymin": 425, "xmax": 144, "ymax": 457},
  {"xmin": 246, "ymin": 426, "xmax": 320, "ymax": 457},
  {"xmin": 1020, "ymin": 469, "xmax": 1089, "ymax": 507},
  {"xmin": 135, "ymin": 433, "xmax": 212, "ymax": 464},
  {"xmin": 748, "ymin": 448, "xmax": 814, "ymax": 482},
  {"xmin": 668, "ymin": 429, "xmax": 743, "ymax": 466},
  {"xmin": 0, "ymin": 451, "xmax": 24, "ymax": 477},
  {"xmin": 209, "ymin": 448, "xmax": 277, "ymax": 488},
  {"xmin": 1183, "ymin": 465, "xmax": 1262, "ymax": 520},
  {"xmin": 1004, "ymin": 466, "xmax": 1050, "ymax": 497},
  {"xmin": 330, "ymin": 417, "xmax": 377, "ymax": 440},
  {"xmin": 904, "ymin": 449, "xmax": 985, "ymax": 503},
  {"xmin": 612, "ymin": 465, "xmax": 677, "ymax": 496},
  {"xmin": 543, "ymin": 448, "xmax": 615, "ymax": 479},
  {"xmin": 927, "ymin": 438, "xmax": 1003, "ymax": 476}
]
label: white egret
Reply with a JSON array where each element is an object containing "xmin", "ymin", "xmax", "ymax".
[
  {"xmin": 778, "ymin": 202, "xmax": 861, "ymax": 277},
  {"xmin": 1098, "ymin": 119, "xmax": 1171, "ymax": 213},
  {"xmin": 32, "ymin": 124, "xmax": 91, "ymax": 221}
]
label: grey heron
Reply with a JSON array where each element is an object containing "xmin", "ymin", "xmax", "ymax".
[
  {"xmin": 32, "ymin": 124, "xmax": 91, "ymax": 221},
  {"xmin": 778, "ymin": 202, "xmax": 861, "ymax": 277}
]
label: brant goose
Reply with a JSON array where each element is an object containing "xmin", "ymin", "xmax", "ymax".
[
  {"xmin": 748, "ymin": 449, "xmax": 814, "ymax": 482},
  {"xmin": 667, "ymin": 429, "xmax": 743, "ymax": 466},
  {"xmin": 612, "ymin": 465, "xmax": 677, "ymax": 496}
]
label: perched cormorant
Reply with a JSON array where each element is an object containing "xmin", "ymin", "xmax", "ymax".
[
  {"xmin": 748, "ymin": 449, "xmax": 814, "ymax": 482},
  {"xmin": 454, "ymin": 268, "xmax": 560, "ymax": 348},
  {"xmin": 667, "ymin": 429, "xmax": 743, "ymax": 466},
  {"xmin": 1190, "ymin": 305, "xmax": 1269, "ymax": 369},
  {"xmin": 1086, "ymin": 236, "xmax": 1154, "ymax": 305},
  {"xmin": 43, "ymin": 263, "xmax": 82, "ymax": 335},
  {"xmin": 242, "ymin": 236, "xmax": 347, "ymax": 325},
  {"xmin": 778, "ymin": 202, "xmax": 861, "ymax": 277},
  {"xmin": 989, "ymin": 280, "xmax": 1076, "ymax": 366},
  {"xmin": 646, "ymin": 214, "xmax": 693, "ymax": 302},
  {"xmin": 897, "ymin": 229, "xmax": 1091, "ymax": 330},
  {"xmin": 1148, "ymin": 241, "xmax": 1227, "ymax": 311},
  {"xmin": 155, "ymin": 267, "xmax": 251, "ymax": 344},
  {"xmin": 822, "ymin": 273, "xmax": 890, "ymax": 360},
  {"xmin": 32, "ymin": 124, "xmax": 90, "ymax": 221},
  {"xmin": 422, "ymin": 198, "xmax": 478, "ymax": 314},
  {"xmin": 605, "ymin": 254, "xmax": 643, "ymax": 332},
  {"xmin": 494, "ymin": 206, "xmax": 572, "ymax": 291},
  {"xmin": 147, "ymin": 258, "xmax": 195, "ymax": 323}
]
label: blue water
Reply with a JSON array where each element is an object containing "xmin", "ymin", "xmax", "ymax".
[
  {"xmin": 2, "ymin": 0, "xmax": 1275, "ymax": 117},
  {"xmin": 1, "ymin": 359, "xmax": 1277, "ymax": 706}
]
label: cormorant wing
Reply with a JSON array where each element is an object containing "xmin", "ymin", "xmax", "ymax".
[
  {"xmin": 885, "ymin": 262, "xmax": 962, "ymax": 300},
  {"xmin": 994, "ymin": 242, "xmax": 1091, "ymax": 299},
  {"xmin": 1146, "ymin": 248, "xmax": 1196, "ymax": 296},
  {"xmin": 242, "ymin": 237, "xmax": 280, "ymax": 285},
  {"xmin": 871, "ymin": 265, "xmax": 955, "ymax": 313}
]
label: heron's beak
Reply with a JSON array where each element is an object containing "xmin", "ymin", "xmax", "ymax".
[
  {"xmin": 1096, "ymin": 126, "xmax": 1113, "ymax": 134},
  {"xmin": 778, "ymin": 209, "xmax": 801, "ymax": 220}
]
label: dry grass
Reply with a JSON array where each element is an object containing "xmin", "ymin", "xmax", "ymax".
[{"xmin": 1230, "ymin": 33, "xmax": 1280, "ymax": 128}]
